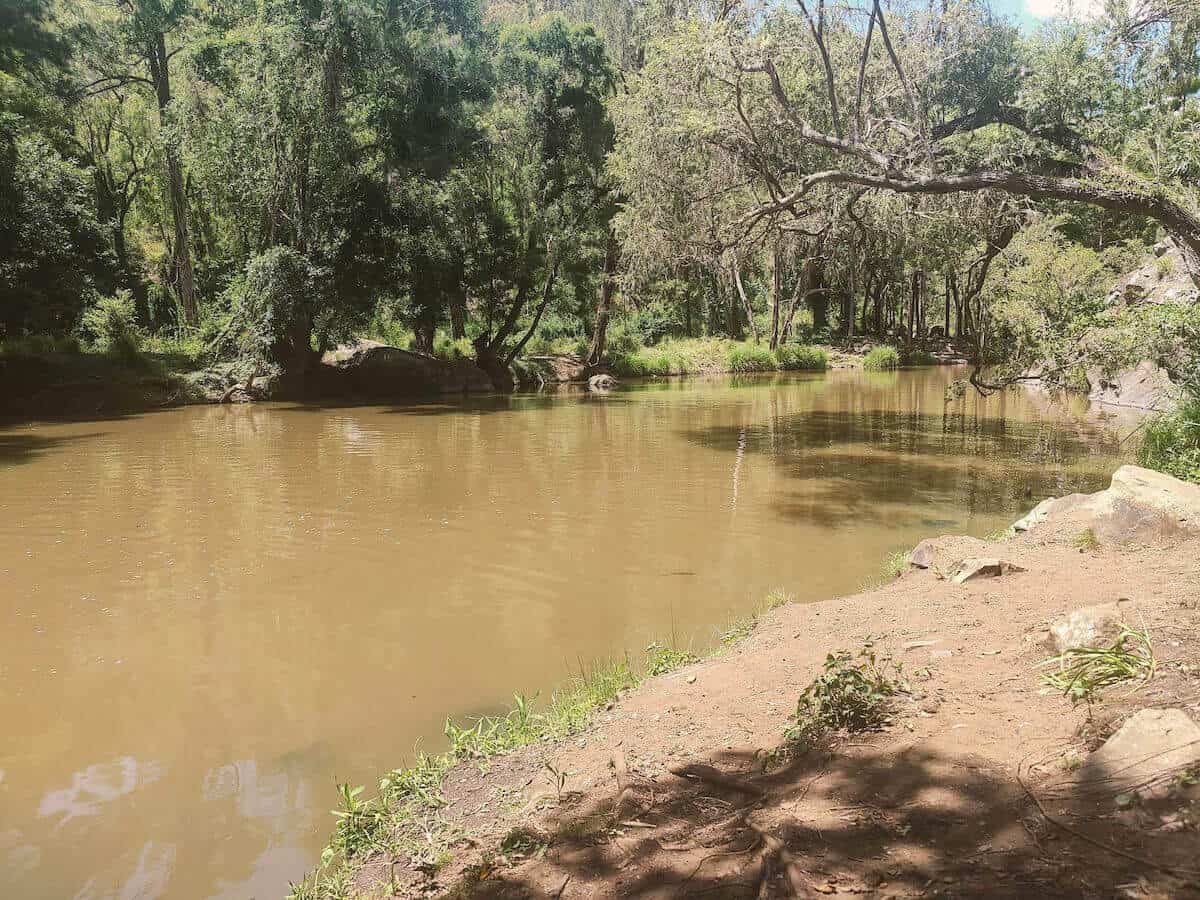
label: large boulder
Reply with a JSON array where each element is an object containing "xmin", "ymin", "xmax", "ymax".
[
  {"xmin": 319, "ymin": 340, "xmax": 493, "ymax": 398},
  {"xmin": 1087, "ymin": 360, "xmax": 1180, "ymax": 416},
  {"xmin": 1081, "ymin": 709, "xmax": 1200, "ymax": 793},
  {"xmin": 1011, "ymin": 465, "xmax": 1200, "ymax": 545}
]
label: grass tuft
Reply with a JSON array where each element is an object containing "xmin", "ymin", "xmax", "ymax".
[
  {"xmin": 645, "ymin": 642, "xmax": 698, "ymax": 676},
  {"xmin": 862, "ymin": 346, "xmax": 901, "ymax": 371},
  {"xmin": 1041, "ymin": 624, "xmax": 1156, "ymax": 709},
  {"xmin": 726, "ymin": 344, "xmax": 777, "ymax": 372},
  {"xmin": 904, "ymin": 349, "xmax": 937, "ymax": 366},
  {"xmin": 774, "ymin": 343, "xmax": 828, "ymax": 371}
]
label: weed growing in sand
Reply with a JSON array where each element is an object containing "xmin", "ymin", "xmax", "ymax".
[
  {"xmin": 785, "ymin": 649, "xmax": 907, "ymax": 750},
  {"xmin": 718, "ymin": 590, "xmax": 793, "ymax": 649},
  {"xmin": 1042, "ymin": 624, "xmax": 1156, "ymax": 708},
  {"xmin": 1072, "ymin": 528, "xmax": 1100, "ymax": 552},
  {"xmin": 985, "ymin": 526, "xmax": 1014, "ymax": 542},
  {"xmin": 645, "ymin": 641, "xmax": 698, "ymax": 676}
]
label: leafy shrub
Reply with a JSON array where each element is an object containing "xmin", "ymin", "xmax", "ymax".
[
  {"xmin": 727, "ymin": 344, "xmax": 776, "ymax": 372},
  {"xmin": 785, "ymin": 649, "xmax": 906, "ymax": 750},
  {"xmin": 904, "ymin": 349, "xmax": 936, "ymax": 366},
  {"xmin": 79, "ymin": 291, "xmax": 143, "ymax": 363},
  {"xmin": 1137, "ymin": 398, "xmax": 1200, "ymax": 484},
  {"xmin": 862, "ymin": 346, "xmax": 901, "ymax": 370},
  {"xmin": 233, "ymin": 247, "xmax": 325, "ymax": 364},
  {"xmin": 775, "ymin": 344, "xmax": 827, "ymax": 371}
]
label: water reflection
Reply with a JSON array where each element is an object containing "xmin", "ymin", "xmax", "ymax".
[{"xmin": 0, "ymin": 369, "xmax": 1125, "ymax": 898}]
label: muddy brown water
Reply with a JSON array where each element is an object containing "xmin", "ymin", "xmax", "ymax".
[{"xmin": 0, "ymin": 368, "xmax": 1126, "ymax": 899}]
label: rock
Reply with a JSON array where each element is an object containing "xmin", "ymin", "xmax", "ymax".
[
  {"xmin": 951, "ymin": 557, "xmax": 1026, "ymax": 584},
  {"xmin": 588, "ymin": 373, "xmax": 617, "ymax": 391},
  {"xmin": 1081, "ymin": 709, "xmax": 1200, "ymax": 792},
  {"xmin": 1046, "ymin": 599, "xmax": 1137, "ymax": 652},
  {"xmin": 319, "ymin": 340, "xmax": 493, "ymax": 397},
  {"xmin": 1010, "ymin": 465, "xmax": 1200, "ymax": 545},
  {"xmin": 1087, "ymin": 361, "xmax": 1180, "ymax": 415},
  {"xmin": 909, "ymin": 540, "xmax": 937, "ymax": 569}
]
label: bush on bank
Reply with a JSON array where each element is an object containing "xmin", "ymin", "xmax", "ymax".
[
  {"xmin": 1138, "ymin": 397, "xmax": 1200, "ymax": 484},
  {"xmin": 608, "ymin": 338, "xmax": 827, "ymax": 377}
]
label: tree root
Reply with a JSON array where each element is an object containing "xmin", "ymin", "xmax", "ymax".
[{"xmin": 669, "ymin": 763, "xmax": 767, "ymax": 797}]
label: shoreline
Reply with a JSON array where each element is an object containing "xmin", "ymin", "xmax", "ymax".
[{"xmin": 295, "ymin": 467, "xmax": 1200, "ymax": 899}]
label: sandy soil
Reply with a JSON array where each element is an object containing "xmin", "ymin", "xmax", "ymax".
[{"xmin": 353, "ymin": 528, "xmax": 1200, "ymax": 899}]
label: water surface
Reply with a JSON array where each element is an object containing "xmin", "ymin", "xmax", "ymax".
[{"xmin": 0, "ymin": 369, "xmax": 1124, "ymax": 898}]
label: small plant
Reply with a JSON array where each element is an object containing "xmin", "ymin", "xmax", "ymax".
[
  {"xmin": 1073, "ymin": 528, "xmax": 1100, "ymax": 552},
  {"xmin": 785, "ymin": 649, "xmax": 907, "ymax": 750},
  {"xmin": 543, "ymin": 760, "xmax": 568, "ymax": 799},
  {"xmin": 986, "ymin": 526, "xmax": 1014, "ymax": 542},
  {"xmin": 1042, "ymin": 624, "xmax": 1156, "ymax": 709},
  {"xmin": 775, "ymin": 344, "xmax": 828, "ymax": 371},
  {"xmin": 645, "ymin": 641, "xmax": 697, "ymax": 676},
  {"xmin": 862, "ymin": 345, "xmax": 901, "ymax": 371}
]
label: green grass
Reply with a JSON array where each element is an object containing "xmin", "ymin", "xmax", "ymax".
[
  {"xmin": 862, "ymin": 346, "xmax": 901, "ymax": 371},
  {"xmin": 1137, "ymin": 397, "xmax": 1200, "ymax": 484},
  {"xmin": 726, "ymin": 344, "xmax": 777, "ymax": 372},
  {"xmin": 291, "ymin": 589, "xmax": 794, "ymax": 899},
  {"xmin": 609, "ymin": 338, "xmax": 828, "ymax": 378},
  {"xmin": 645, "ymin": 641, "xmax": 698, "ymax": 676},
  {"xmin": 1041, "ymin": 624, "xmax": 1156, "ymax": 709},
  {"xmin": 1072, "ymin": 528, "xmax": 1100, "ymax": 552},
  {"xmin": 774, "ymin": 344, "xmax": 828, "ymax": 371}
]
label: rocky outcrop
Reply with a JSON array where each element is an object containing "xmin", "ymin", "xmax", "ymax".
[
  {"xmin": 319, "ymin": 340, "xmax": 493, "ymax": 398},
  {"xmin": 1087, "ymin": 360, "xmax": 1180, "ymax": 415},
  {"xmin": 588, "ymin": 374, "xmax": 617, "ymax": 391},
  {"xmin": 1013, "ymin": 465, "xmax": 1200, "ymax": 545},
  {"xmin": 1107, "ymin": 239, "xmax": 1199, "ymax": 309},
  {"xmin": 1081, "ymin": 708, "xmax": 1200, "ymax": 793}
]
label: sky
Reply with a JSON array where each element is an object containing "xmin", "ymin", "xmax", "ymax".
[{"xmin": 988, "ymin": 0, "xmax": 1109, "ymax": 28}]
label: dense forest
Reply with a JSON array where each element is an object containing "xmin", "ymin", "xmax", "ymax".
[{"xmin": 1, "ymin": 0, "xmax": 1198, "ymax": 428}]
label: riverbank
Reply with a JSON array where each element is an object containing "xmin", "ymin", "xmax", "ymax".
[
  {"xmin": 0, "ymin": 336, "xmax": 973, "ymax": 419},
  {"xmin": 296, "ymin": 466, "xmax": 1200, "ymax": 899}
]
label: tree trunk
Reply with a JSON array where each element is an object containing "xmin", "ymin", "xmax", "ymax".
[
  {"xmin": 449, "ymin": 287, "xmax": 467, "ymax": 340},
  {"xmin": 148, "ymin": 32, "xmax": 198, "ymax": 327},
  {"xmin": 732, "ymin": 264, "xmax": 759, "ymax": 342},
  {"xmin": 587, "ymin": 230, "xmax": 619, "ymax": 365},
  {"xmin": 769, "ymin": 243, "xmax": 782, "ymax": 349}
]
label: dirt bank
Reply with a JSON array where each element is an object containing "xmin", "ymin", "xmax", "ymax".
[{"xmin": 329, "ymin": 472, "xmax": 1200, "ymax": 899}]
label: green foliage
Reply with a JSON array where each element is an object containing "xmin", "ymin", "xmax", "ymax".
[
  {"xmin": 774, "ymin": 344, "xmax": 827, "ymax": 371},
  {"xmin": 232, "ymin": 247, "xmax": 324, "ymax": 365},
  {"xmin": 79, "ymin": 291, "xmax": 142, "ymax": 362},
  {"xmin": 862, "ymin": 346, "xmax": 901, "ymax": 371},
  {"xmin": 726, "ymin": 344, "xmax": 776, "ymax": 372},
  {"xmin": 1042, "ymin": 625, "xmax": 1156, "ymax": 708},
  {"xmin": 433, "ymin": 336, "xmax": 475, "ymax": 361},
  {"xmin": 904, "ymin": 350, "xmax": 937, "ymax": 367},
  {"xmin": 785, "ymin": 649, "xmax": 906, "ymax": 750},
  {"xmin": 1138, "ymin": 398, "xmax": 1200, "ymax": 484},
  {"xmin": 644, "ymin": 641, "xmax": 697, "ymax": 676}
]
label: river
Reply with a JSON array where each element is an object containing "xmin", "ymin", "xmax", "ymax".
[{"xmin": 0, "ymin": 368, "xmax": 1125, "ymax": 898}]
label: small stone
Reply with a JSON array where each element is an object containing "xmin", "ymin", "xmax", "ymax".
[
  {"xmin": 952, "ymin": 558, "xmax": 1026, "ymax": 584},
  {"xmin": 1046, "ymin": 599, "xmax": 1136, "ymax": 652},
  {"xmin": 909, "ymin": 540, "xmax": 937, "ymax": 569}
]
